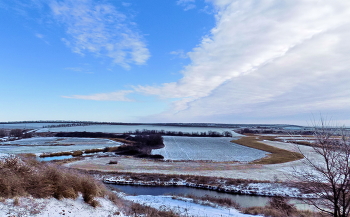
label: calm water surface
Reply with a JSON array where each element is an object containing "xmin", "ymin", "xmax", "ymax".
[{"xmin": 109, "ymin": 184, "xmax": 313, "ymax": 210}]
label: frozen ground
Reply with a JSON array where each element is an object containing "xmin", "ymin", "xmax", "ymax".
[
  {"xmin": 2, "ymin": 137, "xmax": 119, "ymax": 146},
  {"xmin": 153, "ymin": 136, "xmax": 267, "ymax": 162},
  {"xmin": 67, "ymin": 140, "xmax": 322, "ymax": 182},
  {"xmin": 0, "ymin": 137, "xmax": 122, "ymax": 154},
  {"xmin": 124, "ymin": 195, "xmax": 262, "ymax": 217},
  {"xmin": 0, "ymin": 196, "xmax": 125, "ymax": 217},
  {"xmin": 0, "ymin": 194, "xmax": 262, "ymax": 217}
]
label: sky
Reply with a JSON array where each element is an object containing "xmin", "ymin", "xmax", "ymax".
[{"xmin": 1, "ymin": 0, "xmax": 350, "ymax": 125}]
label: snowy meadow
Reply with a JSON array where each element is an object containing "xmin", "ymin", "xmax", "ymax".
[{"xmin": 153, "ymin": 136, "xmax": 268, "ymax": 162}]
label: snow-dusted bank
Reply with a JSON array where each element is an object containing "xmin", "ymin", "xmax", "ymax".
[
  {"xmin": 103, "ymin": 176, "xmax": 304, "ymax": 198},
  {"xmin": 0, "ymin": 194, "xmax": 262, "ymax": 217},
  {"xmin": 0, "ymin": 196, "xmax": 125, "ymax": 217},
  {"xmin": 123, "ymin": 194, "xmax": 262, "ymax": 217}
]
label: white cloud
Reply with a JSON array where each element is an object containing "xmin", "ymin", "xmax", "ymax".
[
  {"xmin": 170, "ymin": 49, "xmax": 187, "ymax": 59},
  {"xmin": 134, "ymin": 0, "xmax": 350, "ymax": 123},
  {"xmin": 63, "ymin": 90, "xmax": 133, "ymax": 101},
  {"xmin": 177, "ymin": 0, "xmax": 196, "ymax": 11},
  {"xmin": 49, "ymin": 0, "xmax": 150, "ymax": 69}
]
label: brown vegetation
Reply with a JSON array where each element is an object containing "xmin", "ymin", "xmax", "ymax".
[
  {"xmin": 128, "ymin": 202, "xmax": 180, "ymax": 217},
  {"xmin": 174, "ymin": 193, "xmax": 240, "ymax": 208},
  {"xmin": 0, "ymin": 155, "xmax": 111, "ymax": 206},
  {"xmin": 232, "ymin": 136, "xmax": 304, "ymax": 164},
  {"xmin": 91, "ymin": 170, "xmax": 271, "ymax": 186},
  {"xmin": 39, "ymin": 145, "xmax": 122, "ymax": 158},
  {"xmin": 292, "ymin": 125, "xmax": 350, "ymax": 217},
  {"xmin": 243, "ymin": 197, "xmax": 326, "ymax": 217}
]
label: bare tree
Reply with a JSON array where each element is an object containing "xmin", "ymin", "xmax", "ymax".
[{"xmin": 293, "ymin": 123, "xmax": 350, "ymax": 217}]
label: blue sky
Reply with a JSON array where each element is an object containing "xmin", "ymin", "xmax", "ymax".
[{"xmin": 1, "ymin": 0, "xmax": 350, "ymax": 125}]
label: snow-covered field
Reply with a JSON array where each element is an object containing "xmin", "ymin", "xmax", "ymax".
[
  {"xmin": 0, "ymin": 137, "xmax": 122, "ymax": 154},
  {"xmin": 152, "ymin": 136, "xmax": 268, "ymax": 162}
]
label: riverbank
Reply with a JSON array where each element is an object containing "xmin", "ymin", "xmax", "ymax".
[{"xmin": 101, "ymin": 173, "xmax": 303, "ymax": 198}]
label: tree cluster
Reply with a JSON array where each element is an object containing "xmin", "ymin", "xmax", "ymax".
[{"xmin": 125, "ymin": 129, "xmax": 233, "ymax": 137}]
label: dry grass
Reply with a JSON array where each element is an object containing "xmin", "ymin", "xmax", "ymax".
[
  {"xmin": 0, "ymin": 155, "xmax": 112, "ymax": 206},
  {"xmin": 92, "ymin": 170, "xmax": 271, "ymax": 186},
  {"xmin": 128, "ymin": 202, "xmax": 180, "ymax": 217},
  {"xmin": 71, "ymin": 150, "xmax": 83, "ymax": 157},
  {"xmin": 84, "ymin": 148, "xmax": 104, "ymax": 154},
  {"xmin": 232, "ymin": 136, "xmax": 303, "ymax": 164},
  {"xmin": 242, "ymin": 197, "xmax": 326, "ymax": 217},
  {"xmin": 39, "ymin": 145, "xmax": 121, "ymax": 158},
  {"xmin": 242, "ymin": 206, "xmax": 326, "ymax": 217},
  {"xmin": 174, "ymin": 194, "xmax": 240, "ymax": 208}
]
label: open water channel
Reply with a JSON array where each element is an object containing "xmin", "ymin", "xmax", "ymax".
[{"xmin": 108, "ymin": 184, "xmax": 313, "ymax": 211}]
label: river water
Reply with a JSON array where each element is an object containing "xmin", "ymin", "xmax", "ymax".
[{"xmin": 108, "ymin": 184, "xmax": 313, "ymax": 210}]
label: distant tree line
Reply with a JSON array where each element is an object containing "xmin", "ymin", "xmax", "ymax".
[
  {"xmin": 236, "ymin": 128, "xmax": 314, "ymax": 135},
  {"xmin": 43, "ymin": 123, "xmax": 94, "ymax": 128},
  {"xmin": 125, "ymin": 129, "xmax": 233, "ymax": 137},
  {"xmin": 55, "ymin": 132, "xmax": 127, "ymax": 139}
]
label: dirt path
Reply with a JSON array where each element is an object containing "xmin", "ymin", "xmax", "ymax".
[{"xmin": 65, "ymin": 140, "xmax": 321, "ymax": 182}]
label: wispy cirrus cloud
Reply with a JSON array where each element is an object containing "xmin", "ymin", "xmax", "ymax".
[
  {"xmin": 177, "ymin": 0, "xmax": 196, "ymax": 11},
  {"xmin": 49, "ymin": 0, "xmax": 150, "ymax": 69},
  {"xmin": 170, "ymin": 49, "xmax": 187, "ymax": 59},
  {"xmin": 58, "ymin": 0, "xmax": 350, "ymax": 124},
  {"xmin": 63, "ymin": 90, "xmax": 133, "ymax": 101}
]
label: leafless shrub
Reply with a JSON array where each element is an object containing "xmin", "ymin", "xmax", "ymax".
[
  {"xmin": 175, "ymin": 193, "xmax": 240, "ymax": 208},
  {"xmin": 293, "ymin": 121, "xmax": 350, "ymax": 217},
  {"xmin": 268, "ymin": 196, "xmax": 296, "ymax": 216}
]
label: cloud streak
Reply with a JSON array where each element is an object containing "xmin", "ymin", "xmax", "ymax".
[
  {"xmin": 135, "ymin": 0, "xmax": 350, "ymax": 123},
  {"xmin": 63, "ymin": 90, "xmax": 133, "ymax": 101},
  {"xmin": 59, "ymin": 0, "xmax": 350, "ymax": 124},
  {"xmin": 49, "ymin": 0, "xmax": 150, "ymax": 69},
  {"xmin": 177, "ymin": 0, "xmax": 196, "ymax": 11}
]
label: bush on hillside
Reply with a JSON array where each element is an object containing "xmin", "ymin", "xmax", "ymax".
[{"xmin": 0, "ymin": 155, "xmax": 108, "ymax": 206}]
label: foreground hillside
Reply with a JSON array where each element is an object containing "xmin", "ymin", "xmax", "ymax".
[{"xmin": 0, "ymin": 154, "xmax": 265, "ymax": 217}]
